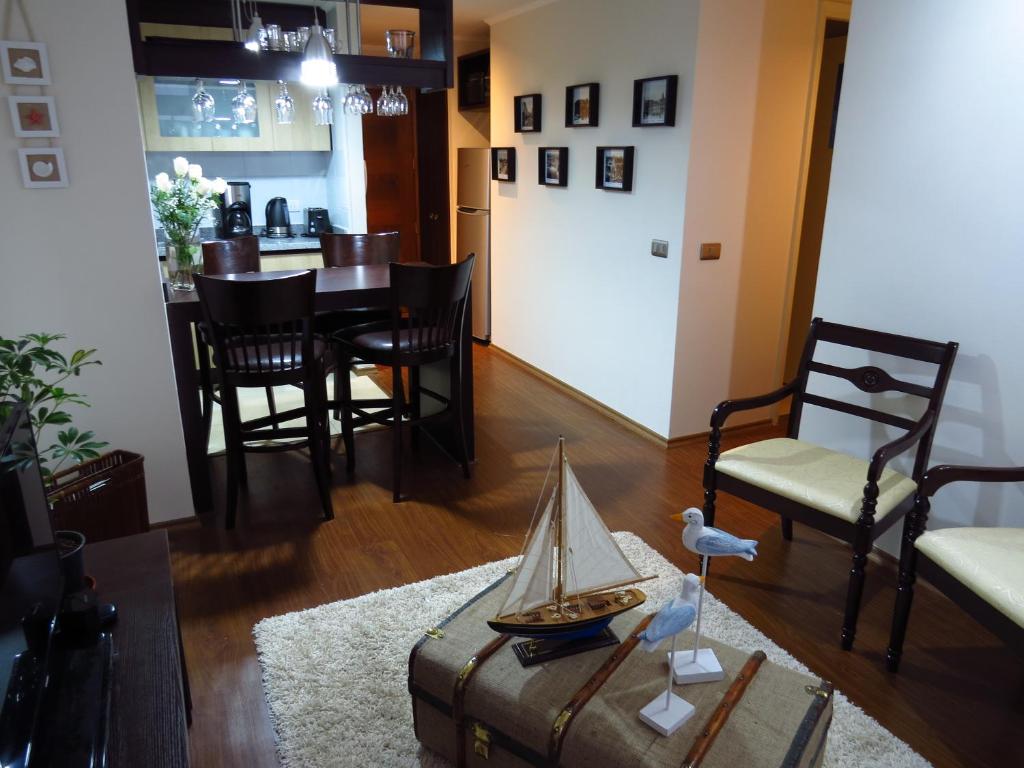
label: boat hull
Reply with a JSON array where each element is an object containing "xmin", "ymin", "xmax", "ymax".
[{"xmin": 487, "ymin": 588, "xmax": 646, "ymax": 638}]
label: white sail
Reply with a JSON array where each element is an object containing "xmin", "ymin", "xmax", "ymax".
[
  {"xmin": 562, "ymin": 461, "xmax": 644, "ymax": 598},
  {"xmin": 497, "ymin": 492, "xmax": 556, "ymax": 616}
]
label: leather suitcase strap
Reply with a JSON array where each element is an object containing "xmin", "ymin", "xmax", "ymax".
[
  {"xmin": 547, "ymin": 613, "xmax": 655, "ymax": 765},
  {"xmin": 681, "ymin": 650, "xmax": 767, "ymax": 768},
  {"xmin": 453, "ymin": 634, "xmax": 512, "ymax": 768}
]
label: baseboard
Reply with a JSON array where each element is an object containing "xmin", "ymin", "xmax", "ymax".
[
  {"xmin": 151, "ymin": 515, "xmax": 197, "ymax": 530},
  {"xmin": 665, "ymin": 416, "xmax": 787, "ymax": 449}
]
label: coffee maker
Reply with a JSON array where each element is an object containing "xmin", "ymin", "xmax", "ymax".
[{"xmin": 217, "ymin": 181, "xmax": 253, "ymax": 238}]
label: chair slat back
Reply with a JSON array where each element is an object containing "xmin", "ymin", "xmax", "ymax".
[
  {"xmin": 789, "ymin": 317, "xmax": 958, "ymax": 480},
  {"xmin": 195, "ymin": 271, "xmax": 317, "ymax": 379},
  {"xmin": 201, "ymin": 236, "xmax": 261, "ymax": 276},
  {"xmin": 389, "ymin": 256, "xmax": 475, "ymax": 358},
  {"xmin": 320, "ymin": 231, "xmax": 400, "ymax": 267}
]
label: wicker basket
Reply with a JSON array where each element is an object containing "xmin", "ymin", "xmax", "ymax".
[{"xmin": 47, "ymin": 451, "xmax": 149, "ymax": 543}]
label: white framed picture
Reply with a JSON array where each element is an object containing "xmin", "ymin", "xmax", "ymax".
[
  {"xmin": 1, "ymin": 41, "xmax": 51, "ymax": 85},
  {"xmin": 18, "ymin": 147, "xmax": 68, "ymax": 188},
  {"xmin": 8, "ymin": 95, "xmax": 59, "ymax": 138}
]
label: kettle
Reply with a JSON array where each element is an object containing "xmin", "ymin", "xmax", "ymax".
[{"xmin": 265, "ymin": 197, "xmax": 291, "ymax": 238}]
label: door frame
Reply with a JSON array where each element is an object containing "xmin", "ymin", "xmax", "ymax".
[{"xmin": 772, "ymin": 0, "xmax": 852, "ymax": 405}]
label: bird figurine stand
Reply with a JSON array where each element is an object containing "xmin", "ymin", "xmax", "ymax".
[
  {"xmin": 670, "ymin": 508, "xmax": 758, "ymax": 685},
  {"xmin": 637, "ymin": 574, "xmax": 700, "ymax": 736}
]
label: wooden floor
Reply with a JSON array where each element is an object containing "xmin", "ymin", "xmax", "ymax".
[{"xmin": 168, "ymin": 345, "xmax": 1023, "ymax": 767}]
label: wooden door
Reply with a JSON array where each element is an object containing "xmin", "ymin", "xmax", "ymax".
[
  {"xmin": 416, "ymin": 89, "xmax": 451, "ymax": 265},
  {"xmin": 363, "ymin": 88, "xmax": 420, "ymax": 263}
]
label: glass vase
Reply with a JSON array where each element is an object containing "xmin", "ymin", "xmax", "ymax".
[{"xmin": 167, "ymin": 239, "xmax": 201, "ymax": 291}]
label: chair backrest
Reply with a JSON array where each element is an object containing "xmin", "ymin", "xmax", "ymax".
[
  {"xmin": 389, "ymin": 255, "xmax": 475, "ymax": 357},
  {"xmin": 789, "ymin": 317, "xmax": 959, "ymax": 480},
  {"xmin": 320, "ymin": 231, "xmax": 400, "ymax": 267},
  {"xmin": 201, "ymin": 236, "xmax": 261, "ymax": 276},
  {"xmin": 195, "ymin": 270, "xmax": 317, "ymax": 381}
]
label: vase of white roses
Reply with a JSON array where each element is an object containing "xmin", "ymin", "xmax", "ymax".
[{"xmin": 151, "ymin": 156, "xmax": 227, "ymax": 291}]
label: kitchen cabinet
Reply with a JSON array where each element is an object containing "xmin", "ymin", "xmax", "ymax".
[{"xmin": 138, "ymin": 76, "xmax": 330, "ymax": 153}]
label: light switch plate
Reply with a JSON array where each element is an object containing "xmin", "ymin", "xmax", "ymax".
[
  {"xmin": 651, "ymin": 239, "xmax": 669, "ymax": 258},
  {"xmin": 699, "ymin": 242, "xmax": 721, "ymax": 261}
]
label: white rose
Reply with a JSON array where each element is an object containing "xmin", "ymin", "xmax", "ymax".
[
  {"xmin": 154, "ymin": 172, "xmax": 172, "ymax": 192},
  {"xmin": 172, "ymin": 156, "xmax": 189, "ymax": 177},
  {"xmin": 211, "ymin": 177, "xmax": 228, "ymax": 195},
  {"xmin": 196, "ymin": 177, "xmax": 212, "ymax": 196},
  {"xmin": 188, "ymin": 163, "xmax": 203, "ymax": 180}
]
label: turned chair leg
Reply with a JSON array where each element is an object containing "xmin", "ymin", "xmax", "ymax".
[
  {"xmin": 391, "ymin": 364, "xmax": 405, "ymax": 503},
  {"xmin": 888, "ymin": 498, "xmax": 926, "ymax": 671},
  {"xmin": 338, "ymin": 355, "xmax": 356, "ymax": 473},
  {"xmin": 841, "ymin": 485, "xmax": 878, "ymax": 650},
  {"xmin": 781, "ymin": 517, "xmax": 793, "ymax": 541}
]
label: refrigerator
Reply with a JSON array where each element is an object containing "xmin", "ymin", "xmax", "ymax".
[{"xmin": 456, "ymin": 148, "xmax": 491, "ymax": 342}]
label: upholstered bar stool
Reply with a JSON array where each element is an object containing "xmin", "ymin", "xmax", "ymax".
[
  {"xmin": 195, "ymin": 270, "xmax": 333, "ymax": 529},
  {"xmin": 334, "ymin": 256, "xmax": 475, "ymax": 502}
]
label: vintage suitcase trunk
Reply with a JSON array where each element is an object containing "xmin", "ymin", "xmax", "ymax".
[{"xmin": 408, "ymin": 575, "xmax": 833, "ymax": 768}]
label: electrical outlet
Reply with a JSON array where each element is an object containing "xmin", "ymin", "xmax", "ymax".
[
  {"xmin": 651, "ymin": 239, "xmax": 669, "ymax": 258},
  {"xmin": 699, "ymin": 242, "xmax": 722, "ymax": 261}
]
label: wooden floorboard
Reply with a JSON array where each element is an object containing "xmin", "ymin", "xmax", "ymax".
[{"xmin": 168, "ymin": 344, "xmax": 1023, "ymax": 767}]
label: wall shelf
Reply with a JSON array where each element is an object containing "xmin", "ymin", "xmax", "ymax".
[{"xmin": 457, "ymin": 49, "xmax": 489, "ymax": 111}]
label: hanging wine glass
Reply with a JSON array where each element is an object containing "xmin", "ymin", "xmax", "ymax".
[
  {"xmin": 376, "ymin": 86, "xmax": 388, "ymax": 117},
  {"xmin": 191, "ymin": 79, "xmax": 215, "ymax": 123},
  {"xmin": 274, "ymin": 81, "xmax": 295, "ymax": 124},
  {"xmin": 359, "ymin": 84, "xmax": 374, "ymax": 115},
  {"xmin": 312, "ymin": 89, "xmax": 334, "ymax": 126},
  {"xmin": 396, "ymin": 86, "xmax": 409, "ymax": 116},
  {"xmin": 232, "ymin": 82, "xmax": 257, "ymax": 124},
  {"xmin": 344, "ymin": 84, "xmax": 357, "ymax": 115}
]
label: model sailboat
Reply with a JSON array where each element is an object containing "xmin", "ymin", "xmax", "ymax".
[{"xmin": 488, "ymin": 438, "xmax": 654, "ymax": 639}]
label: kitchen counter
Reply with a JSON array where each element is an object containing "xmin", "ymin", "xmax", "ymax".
[{"xmin": 256, "ymin": 233, "xmax": 322, "ymax": 252}]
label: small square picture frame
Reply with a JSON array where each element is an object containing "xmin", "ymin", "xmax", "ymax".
[
  {"xmin": 565, "ymin": 83, "xmax": 599, "ymax": 128},
  {"xmin": 8, "ymin": 95, "xmax": 60, "ymax": 138},
  {"xmin": 632, "ymin": 75, "xmax": 678, "ymax": 127},
  {"xmin": 1, "ymin": 40, "xmax": 51, "ymax": 86},
  {"xmin": 18, "ymin": 147, "xmax": 68, "ymax": 189},
  {"xmin": 538, "ymin": 147, "xmax": 568, "ymax": 187},
  {"xmin": 595, "ymin": 146, "xmax": 634, "ymax": 192},
  {"xmin": 491, "ymin": 147, "xmax": 516, "ymax": 182},
  {"xmin": 513, "ymin": 93, "xmax": 542, "ymax": 133}
]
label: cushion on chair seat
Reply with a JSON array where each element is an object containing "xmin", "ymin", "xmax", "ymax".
[
  {"xmin": 223, "ymin": 337, "xmax": 327, "ymax": 372},
  {"xmin": 715, "ymin": 437, "xmax": 917, "ymax": 523},
  {"xmin": 915, "ymin": 527, "xmax": 1024, "ymax": 628},
  {"xmin": 342, "ymin": 327, "xmax": 450, "ymax": 356}
]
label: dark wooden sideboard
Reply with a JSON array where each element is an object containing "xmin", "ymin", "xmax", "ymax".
[{"xmin": 85, "ymin": 530, "xmax": 189, "ymax": 767}]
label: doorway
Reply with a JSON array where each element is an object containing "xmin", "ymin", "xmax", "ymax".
[{"xmin": 783, "ymin": 19, "xmax": 848, "ymax": 381}]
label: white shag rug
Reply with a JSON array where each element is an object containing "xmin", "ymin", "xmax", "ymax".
[
  {"xmin": 207, "ymin": 371, "xmax": 386, "ymax": 455},
  {"xmin": 253, "ymin": 532, "xmax": 930, "ymax": 768}
]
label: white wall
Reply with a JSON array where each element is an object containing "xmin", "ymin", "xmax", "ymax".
[
  {"xmin": 0, "ymin": 0, "xmax": 191, "ymax": 523},
  {"xmin": 805, "ymin": 0, "xmax": 1024, "ymax": 550},
  {"xmin": 489, "ymin": 0, "xmax": 700, "ymax": 436}
]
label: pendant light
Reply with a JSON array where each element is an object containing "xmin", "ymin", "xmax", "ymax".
[
  {"xmin": 274, "ymin": 81, "xmax": 295, "ymax": 124},
  {"xmin": 301, "ymin": 9, "xmax": 338, "ymax": 88},
  {"xmin": 244, "ymin": 2, "xmax": 264, "ymax": 51}
]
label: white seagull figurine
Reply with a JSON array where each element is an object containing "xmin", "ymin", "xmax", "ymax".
[
  {"xmin": 673, "ymin": 508, "xmax": 758, "ymax": 561},
  {"xmin": 637, "ymin": 573, "xmax": 700, "ymax": 652}
]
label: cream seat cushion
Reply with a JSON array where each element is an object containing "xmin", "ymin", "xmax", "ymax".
[
  {"xmin": 916, "ymin": 527, "xmax": 1024, "ymax": 628},
  {"xmin": 715, "ymin": 437, "xmax": 917, "ymax": 524}
]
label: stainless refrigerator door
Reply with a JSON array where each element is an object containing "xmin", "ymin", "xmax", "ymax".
[
  {"xmin": 457, "ymin": 208, "xmax": 490, "ymax": 341},
  {"xmin": 457, "ymin": 147, "xmax": 491, "ymax": 211}
]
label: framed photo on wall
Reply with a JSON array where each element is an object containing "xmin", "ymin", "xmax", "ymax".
[
  {"xmin": 564, "ymin": 83, "xmax": 599, "ymax": 127},
  {"xmin": 538, "ymin": 147, "xmax": 568, "ymax": 187},
  {"xmin": 8, "ymin": 96, "xmax": 60, "ymax": 138},
  {"xmin": 0, "ymin": 40, "xmax": 51, "ymax": 85},
  {"xmin": 513, "ymin": 93, "xmax": 542, "ymax": 133},
  {"xmin": 18, "ymin": 147, "xmax": 68, "ymax": 189},
  {"xmin": 595, "ymin": 146, "xmax": 634, "ymax": 192},
  {"xmin": 632, "ymin": 75, "xmax": 678, "ymax": 127},
  {"xmin": 491, "ymin": 147, "xmax": 516, "ymax": 182}
]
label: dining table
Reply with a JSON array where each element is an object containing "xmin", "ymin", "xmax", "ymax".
[{"xmin": 163, "ymin": 264, "xmax": 475, "ymax": 515}]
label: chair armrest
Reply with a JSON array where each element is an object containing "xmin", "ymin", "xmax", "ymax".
[
  {"xmin": 710, "ymin": 382, "xmax": 796, "ymax": 429},
  {"xmin": 921, "ymin": 463, "xmax": 1024, "ymax": 498},
  {"xmin": 867, "ymin": 409, "xmax": 936, "ymax": 481}
]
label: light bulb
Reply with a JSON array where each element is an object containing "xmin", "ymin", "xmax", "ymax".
[
  {"xmin": 300, "ymin": 24, "xmax": 338, "ymax": 88},
  {"xmin": 244, "ymin": 13, "xmax": 264, "ymax": 52}
]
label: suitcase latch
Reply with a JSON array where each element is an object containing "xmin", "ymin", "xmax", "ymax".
[
  {"xmin": 473, "ymin": 722, "xmax": 491, "ymax": 759},
  {"xmin": 425, "ymin": 627, "xmax": 445, "ymax": 640},
  {"xmin": 804, "ymin": 685, "xmax": 830, "ymax": 699}
]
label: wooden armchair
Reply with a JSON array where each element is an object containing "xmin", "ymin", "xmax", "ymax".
[
  {"xmin": 887, "ymin": 463, "xmax": 1024, "ymax": 672},
  {"xmin": 703, "ymin": 318, "xmax": 958, "ymax": 649}
]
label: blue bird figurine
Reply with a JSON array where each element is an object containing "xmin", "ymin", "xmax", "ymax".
[
  {"xmin": 638, "ymin": 574, "xmax": 701, "ymax": 652},
  {"xmin": 673, "ymin": 508, "xmax": 758, "ymax": 561}
]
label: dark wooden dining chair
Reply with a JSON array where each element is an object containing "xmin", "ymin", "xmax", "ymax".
[
  {"xmin": 333, "ymin": 256, "xmax": 475, "ymax": 502},
  {"xmin": 195, "ymin": 270, "xmax": 333, "ymax": 529},
  {"xmin": 887, "ymin": 463, "xmax": 1024, "ymax": 671},
  {"xmin": 197, "ymin": 236, "xmax": 273, "ymax": 443},
  {"xmin": 702, "ymin": 318, "xmax": 958, "ymax": 649}
]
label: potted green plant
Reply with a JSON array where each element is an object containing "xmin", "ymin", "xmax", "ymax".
[{"xmin": 151, "ymin": 156, "xmax": 226, "ymax": 291}]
